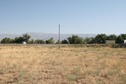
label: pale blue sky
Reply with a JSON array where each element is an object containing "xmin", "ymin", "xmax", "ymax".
[{"xmin": 0, "ymin": 0, "xmax": 126, "ymax": 34}]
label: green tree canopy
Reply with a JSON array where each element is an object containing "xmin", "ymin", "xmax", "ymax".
[
  {"xmin": 116, "ymin": 34, "xmax": 126, "ymax": 44},
  {"xmin": 95, "ymin": 34, "xmax": 107, "ymax": 44},
  {"xmin": 107, "ymin": 34, "xmax": 117, "ymax": 40},
  {"xmin": 83, "ymin": 37, "xmax": 91, "ymax": 44},
  {"xmin": 14, "ymin": 37, "xmax": 24, "ymax": 43},
  {"xmin": 46, "ymin": 38, "xmax": 54, "ymax": 44},
  {"xmin": 23, "ymin": 33, "xmax": 31, "ymax": 43},
  {"xmin": 67, "ymin": 35, "xmax": 83, "ymax": 44},
  {"xmin": 35, "ymin": 39, "xmax": 45, "ymax": 44},
  {"xmin": 1, "ymin": 37, "xmax": 14, "ymax": 43},
  {"xmin": 61, "ymin": 39, "xmax": 68, "ymax": 44}
]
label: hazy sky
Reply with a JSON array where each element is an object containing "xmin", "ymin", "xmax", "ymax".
[{"xmin": 0, "ymin": 0, "xmax": 126, "ymax": 34}]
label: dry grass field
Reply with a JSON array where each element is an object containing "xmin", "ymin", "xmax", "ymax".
[{"xmin": 0, "ymin": 45, "xmax": 126, "ymax": 84}]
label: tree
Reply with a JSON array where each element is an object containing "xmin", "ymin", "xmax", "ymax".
[
  {"xmin": 14, "ymin": 36, "xmax": 24, "ymax": 43},
  {"xmin": 95, "ymin": 34, "xmax": 107, "ymax": 44},
  {"xmin": 83, "ymin": 37, "xmax": 91, "ymax": 44},
  {"xmin": 116, "ymin": 34, "xmax": 126, "ymax": 44},
  {"xmin": 116, "ymin": 36, "xmax": 122, "ymax": 44},
  {"xmin": 67, "ymin": 35, "xmax": 83, "ymax": 44},
  {"xmin": 23, "ymin": 33, "xmax": 31, "ymax": 43},
  {"xmin": 0, "ymin": 33, "xmax": 31, "ymax": 44},
  {"xmin": 13, "ymin": 33, "xmax": 31, "ymax": 43},
  {"xmin": 46, "ymin": 38, "xmax": 54, "ymax": 44},
  {"xmin": 107, "ymin": 34, "xmax": 117, "ymax": 40},
  {"xmin": 1, "ymin": 37, "xmax": 14, "ymax": 43},
  {"xmin": 28, "ymin": 39, "xmax": 34, "ymax": 44},
  {"xmin": 89, "ymin": 37, "xmax": 96, "ymax": 44},
  {"xmin": 61, "ymin": 39, "xmax": 68, "ymax": 44},
  {"xmin": 35, "ymin": 39, "xmax": 45, "ymax": 44}
]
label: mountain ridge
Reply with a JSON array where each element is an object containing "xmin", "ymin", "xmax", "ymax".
[{"xmin": 0, "ymin": 33, "xmax": 96, "ymax": 41}]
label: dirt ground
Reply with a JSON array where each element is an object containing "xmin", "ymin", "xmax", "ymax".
[{"xmin": 0, "ymin": 45, "xmax": 126, "ymax": 84}]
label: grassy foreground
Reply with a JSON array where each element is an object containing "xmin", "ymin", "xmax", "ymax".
[{"xmin": 0, "ymin": 45, "xmax": 126, "ymax": 84}]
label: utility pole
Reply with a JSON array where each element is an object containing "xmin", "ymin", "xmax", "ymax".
[{"xmin": 59, "ymin": 24, "xmax": 60, "ymax": 49}]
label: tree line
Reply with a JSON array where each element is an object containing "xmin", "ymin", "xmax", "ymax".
[{"xmin": 0, "ymin": 33, "xmax": 126, "ymax": 44}]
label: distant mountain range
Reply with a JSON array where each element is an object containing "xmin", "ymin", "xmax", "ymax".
[{"xmin": 0, "ymin": 33, "xmax": 96, "ymax": 41}]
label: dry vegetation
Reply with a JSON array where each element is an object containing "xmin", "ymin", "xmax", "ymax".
[{"xmin": 0, "ymin": 45, "xmax": 126, "ymax": 84}]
